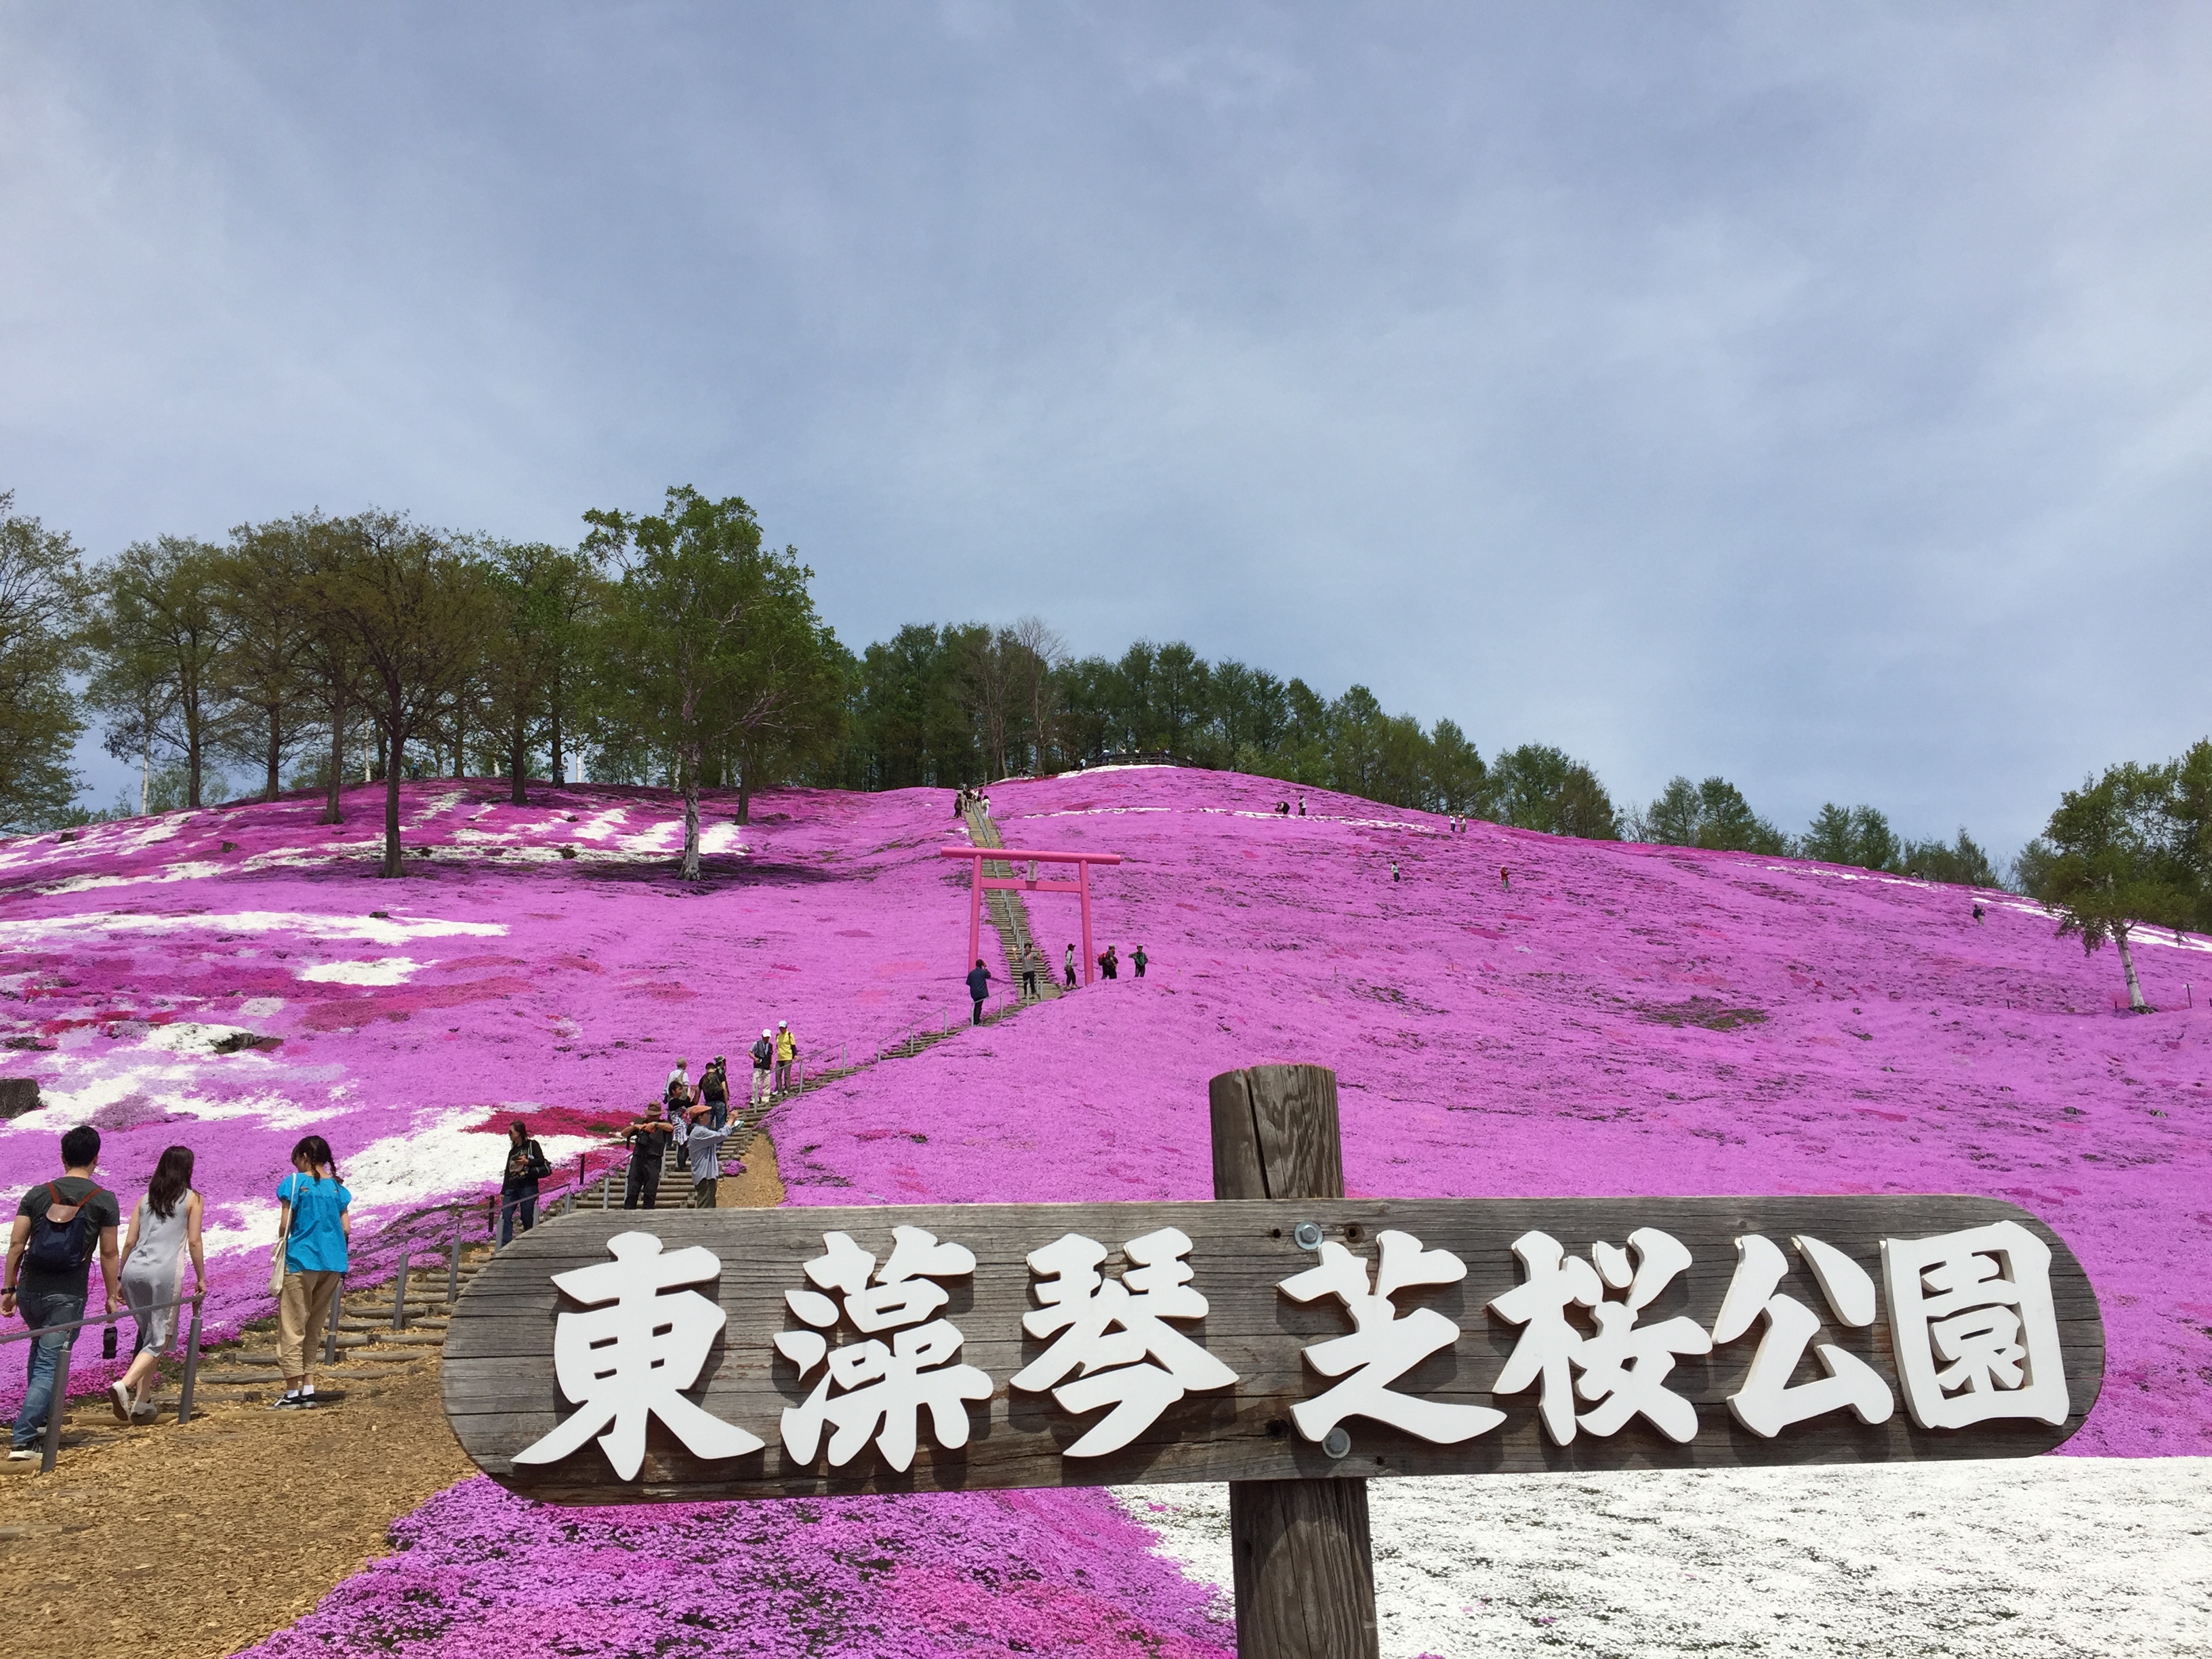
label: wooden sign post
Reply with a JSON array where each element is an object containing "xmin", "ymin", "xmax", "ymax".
[
  {"xmin": 1211, "ymin": 1065, "xmax": 1378, "ymax": 1659},
  {"xmin": 443, "ymin": 1065, "xmax": 2104, "ymax": 1657}
]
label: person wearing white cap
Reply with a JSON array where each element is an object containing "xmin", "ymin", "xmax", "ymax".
[
  {"xmin": 748, "ymin": 1028, "xmax": 775, "ymax": 1109},
  {"xmin": 773, "ymin": 1020, "xmax": 799, "ymax": 1096}
]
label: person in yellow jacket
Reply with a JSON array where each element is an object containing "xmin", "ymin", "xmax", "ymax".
[{"xmin": 773, "ymin": 1021, "xmax": 798, "ymax": 1096}]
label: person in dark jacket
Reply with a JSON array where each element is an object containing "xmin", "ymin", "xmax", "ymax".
[
  {"xmin": 500, "ymin": 1120, "xmax": 550, "ymax": 1244},
  {"xmin": 700, "ymin": 1057, "xmax": 730, "ymax": 1130},
  {"xmin": 966, "ymin": 959, "xmax": 992, "ymax": 1025},
  {"xmin": 622, "ymin": 1102, "xmax": 674, "ymax": 1209}
]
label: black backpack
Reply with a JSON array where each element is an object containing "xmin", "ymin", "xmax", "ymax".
[{"xmin": 24, "ymin": 1182, "xmax": 105, "ymax": 1275}]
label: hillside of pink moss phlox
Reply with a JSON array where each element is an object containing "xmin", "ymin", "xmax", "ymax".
[
  {"xmin": 767, "ymin": 766, "xmax": 2211, "ymax": 1457},
  {"xmin": 240, "ymin": 1478, "xmax": 1232, "ymax": 1658},
  {"xmin": 0, "ymin": 779, "xmax": 981, "ymax": 1387},
  {"xmin": 10, "ymin": 765, "xmax": 2210, "ymax": 1658}
]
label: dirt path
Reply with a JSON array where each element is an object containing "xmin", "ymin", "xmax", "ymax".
[{"xmin": 0, "ymin": 1130, "xmax": 783, "ymax": 1657}]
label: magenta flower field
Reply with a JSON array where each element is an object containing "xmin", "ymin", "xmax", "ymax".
[{"xmin": 4, "ymin": 766, "xmax": 2207, "ymax": 1656}]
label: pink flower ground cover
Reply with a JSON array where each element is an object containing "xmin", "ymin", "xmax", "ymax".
[
  {"xmin": 0, "ymin": 779, "xmax": 983, "ymax": 1383},
  {"xmin": 248, "ymin": 1479, "xmax": 1231, "ymax": 1659},
  {"xmin": 9, "ymin": 765, "xmax": 2207, "ymax": 1655},
  {"xmin": 769, "ymin": 766, "xmax": 2211, "ymax": 1458}
]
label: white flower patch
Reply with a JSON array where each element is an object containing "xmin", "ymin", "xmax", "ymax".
[
  {"xmin": 141, "ymin": 1022, "xmax": 276, "ymax": 1057},
  {"xmin": 338, "ymin": 1109, "xmax": 595, "ymax": 1216},
  {"xmin": 298, "ymin": 958, "xmax": 423, "ymax": 985},
  {"xmin": 30, "ymin": 860, "xmax": 227, "ymax": 897},
  {"xmin": 0, "ymin": 909, "xmax": 506, "ymax": 949}
]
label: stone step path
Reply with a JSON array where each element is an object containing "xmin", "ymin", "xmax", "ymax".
[{"xmin": 964, "ymin": 800, "xmax": 1064, "ymax": 1002}]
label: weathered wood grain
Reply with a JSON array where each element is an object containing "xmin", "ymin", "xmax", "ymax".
[
  {"xmin": 1217, "ymin": 1063, "xmax": 1376, "ymax": 1659},
  {"xmin": 441, "ymin": 1191, "xmax": 2104, "ymax": 1506}
]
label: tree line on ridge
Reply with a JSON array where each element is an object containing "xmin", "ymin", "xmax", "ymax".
[{"xmin": 2, "ymin": 480, "xmax": 2208, "ymax": 1011}]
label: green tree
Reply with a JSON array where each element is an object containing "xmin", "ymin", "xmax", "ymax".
[
  {"xmin": 2170, "ymin": 739, "xmax": 2212, "ymax": 934},
  {"xmin": 85, "ymin": 537, "xmax": 233, "ymax": 810},
  {"xmin": 1427, "ymin": 719, "xmax": 1486, "ymax": 816},
  {"xmin": 1326, "ymin": 685, "xmax": 1389, "ymax": 797},
  {"xmin": 1151, "ymin": 642, "xmax": 1210, "ymax": 758},
  {"xmin": 476, "ymin": 540, "xmax": 598, "ymax": 804},
  {"xmin": 1635, "ymin": 775, "xmax": 1789, "ymax": 853},
  {"xmin": 1898, "ymin": 829, "xmax": 2002, "ymax": 888},
  {"xmin": 586, "ymin": 487, "xmax": 843, "ymax": 872},
  {"xmin": 301, "ymin": 512, "xmax": 489, "ymax": 876},
  {"xmin": 1801, "ymin": 803, "xmax": 1900, "ymax": 872},
  {"xmin": 0, "ymin": 493, "xmax": 89, "ymax": 830},
  {"xmin": 1492, "ymin": 743, "xmax": 1619, "ymax": 839},
  {"xmin": 2030, "ymin": 761, "xmax": 2193, "ymax": 1012},
  {"xmin": 210, "ymin": 523, "xmax": 319, "ymax": 800}
]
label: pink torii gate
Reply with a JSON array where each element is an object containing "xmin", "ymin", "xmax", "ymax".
[{"xmin": 937, "ymin": 845, "xmax": 1124, "ymax": 986}]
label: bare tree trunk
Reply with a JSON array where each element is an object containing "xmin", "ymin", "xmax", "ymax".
[
  {"xmin": 2116, "ymin": 926, "xmax": 2150, "ymax": 1011},
  {"xmin": 680, "ymin": 740, "xmax": 702, "ymax": 880},
  {"xmin": 187, "ymin": 730, "xmax": 203, "ymax": 809},
  {"xmin": 510, "ymin": 718, "xmax": 527, "ymax": 805},
  {"xmin": 322, "ymin": 698, "xmax": 346, "ymax": 824},
  {"xmin": 382, "ymin": 728, "xmax": 405, "ymax": 878},
  {"xmin": 140, "ymin": 743, "xmax": 150, "ymax": 818},
  {"xmin": 549, "ymin": 672, "xmax": 564, "ymax": 787},
  {"xmin": 265, "ymin": 710, "xmax": 281, "ymax": 801}
]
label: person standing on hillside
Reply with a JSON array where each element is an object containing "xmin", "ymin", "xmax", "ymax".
[
  {"xmin": 1132, "ymin": 945, "xmax": 1148, "ymax": 980},
  {"xmin": 685, "ymin": 1111, "xmax": 737, "ymax": 1210},
  {"xmin": 967, "ymin": 958, "xmax": 993, "ymax": 1025},
  {"xmin": 773, "ymin": 1022, "xmax": 799, "ymax": 1095},
  {"xmin": 749, "ymin": 1029, "xmax": 775, "ymax": 1108},
  {"xmin": 1019, "ymin": 945, "xmax": 1040, "ymax": 1001},
  {"xmin": 700, "ymin": 1056, "xmax": 730, "ymax": 1130},
  {"xmin": 1391, "ymin": 861, "xmax": 1401, "ymax": 882},
  {"xmin": 622, "ymin": 1101, "xmax": 674, "ymax": 1209},
  {"xmin": 271, "ymin": 1134, "xmax": 349, "ymax": 1410},
  {"xmin": 112, "ymin": 1143, "xmax": 205, "ymax": 1420},
  {"xmin": 5, "ymin": 1125, "xmax": 122, "ymax": 1458},
  {"xmin": 665, "ymin": 1059, "xmax": 695, "ymax": 1170},
  {"xmin": 1297, "ymin": 796, "xmax": 1306, "ymax": 817},
  {"xmin": 1500, "ymin": 866, "xmax": 1511, "ymax": 892},
  {"xmin": 1063, "ymin": 944, "xmax": 1078, "ymax": 990},
  {"xmin": 499, "ymin": 1121, "xmax": 551, "ymax": 1245}
]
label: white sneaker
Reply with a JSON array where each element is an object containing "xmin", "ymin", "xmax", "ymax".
[
  {"xmin": 7, "ymin": 1447, "xmax": 35, "ymax": 1460},
  {"xmin": 110, "ymin": 1381, "xmax": 132, "ymax": 1422}
]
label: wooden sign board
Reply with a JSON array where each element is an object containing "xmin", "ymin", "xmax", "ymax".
[{"xmin": 443, "ymin": 1194, "xmax": 2102, "ymax": 1506}]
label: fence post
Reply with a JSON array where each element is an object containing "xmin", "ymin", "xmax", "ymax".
[
  {"xmin": 391, "ymin": 1253, "xmax": 409, "ymax": 1332},
  {"xmin": 448, "ymin": 1211, "xmax": 463, "ymax": 1304},
  {"xmin": 39, "ymin": 1326, "xmax": 75, "ymax": 1473},
  {"xmin": 1209, "ymin": 1065, "xmax": 1378, "ymax": 1659},
  {"xmin": 325, "ymin": 1276, "xmax": 342, "ymax": 1365},
  {"xmin": 178, "ymin": 1294, "xmax": 205, "ymax": 1425}
]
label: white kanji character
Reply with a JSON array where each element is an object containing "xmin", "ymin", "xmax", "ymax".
[
  {"xmin": 1009, "ymin": 1227, "xmax": 1239, "ymax": 1457},
  {"xmin": 777, "ymin": 1226, "xmax": 994, "ymax": 1471},
  {"xmin": 1882, "ymin": 1220, "xmax": 2069, "ymax": 1430},
  {"xmin": 1277, "ymin": 1229, "xmax": 1504, "ymax": 1446},
  {"xmin": 513, "ymin": 1231, "xmax": 763, "ymax": 1480},
  {"xmin": 1711, "ymin": 1233, "xmax": 1893, "ymax": 1437},
  {"xmin": 1485, "ymin": 1231, "xmax": 1602, "ymax": 1443},
  {"xmin": 1490, "ymin": 1227, "xmax": 1712, "ymax": 1443}
]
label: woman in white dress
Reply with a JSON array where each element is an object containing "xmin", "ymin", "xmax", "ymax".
[{"xmin": 110, "ymin": 1145, "xmax": 205, "ymax": 1420}]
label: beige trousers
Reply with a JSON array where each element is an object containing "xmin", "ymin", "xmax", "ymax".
[{"xmin": 278, "ymin": 1269, "xmax": 343, "ymax": 1378}]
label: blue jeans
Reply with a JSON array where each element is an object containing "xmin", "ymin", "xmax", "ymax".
[
  {"xmin": 499, "ymin": 1183, "xmax": 538, "ymax": 1244},
  {"xmin": 12, "ymin": 1290, "xmax": 86, "ymax": 1449}
]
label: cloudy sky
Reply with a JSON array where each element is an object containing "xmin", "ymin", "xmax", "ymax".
[{"xmin": 4, "ymin": 3, "xmax": 2207, "ymax": 851}]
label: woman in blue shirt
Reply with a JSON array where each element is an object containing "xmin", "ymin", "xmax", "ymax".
[{"xmin": 271, "ymin": 1135, "xmax": 350, "ymax": 1409}]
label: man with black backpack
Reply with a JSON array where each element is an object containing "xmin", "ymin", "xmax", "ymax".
[{"xmin": 3, "ymin": 1125, "xmax": 122, "ymax": 1458}]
